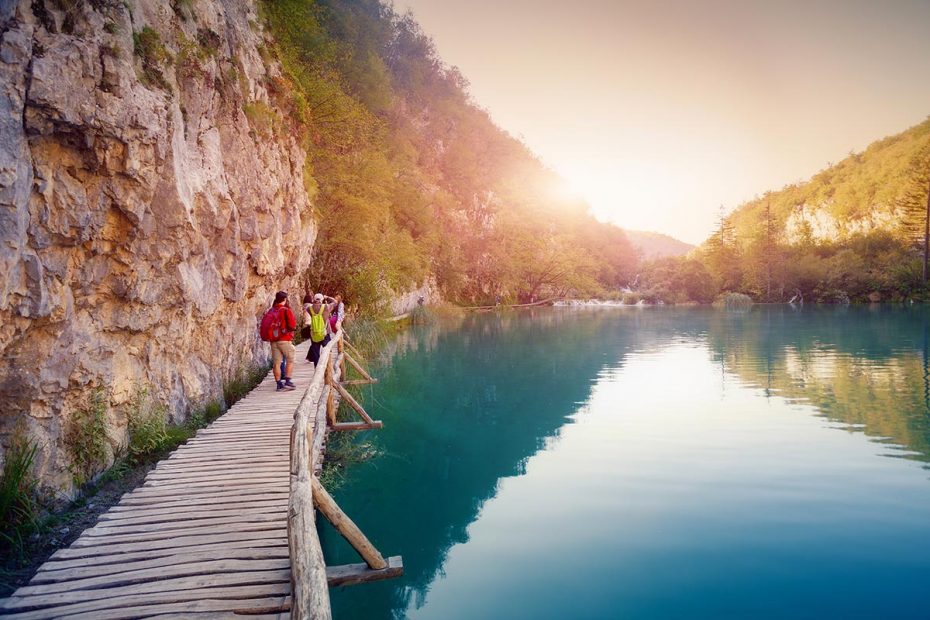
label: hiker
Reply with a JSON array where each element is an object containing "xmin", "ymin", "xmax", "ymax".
[
  {"xmin": 263, "ymin": 291, "xmax": 297, "ymax": 391},
  {"xmin": 305, "ymin": 293, "xmax": 333, "ymax": 366},
  {"xmin": 329, "ymin": 294, "xmax": 345, "ymax": 333}
]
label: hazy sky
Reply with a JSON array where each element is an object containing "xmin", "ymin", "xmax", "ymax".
[{"xmin": 393, "ymin": 0, "xmax": 930, "ymax": 244}]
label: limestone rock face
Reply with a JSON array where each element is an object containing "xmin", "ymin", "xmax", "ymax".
[{"xmin": 0, "ymin": 0, "xmax": 315, "ymax": 494}]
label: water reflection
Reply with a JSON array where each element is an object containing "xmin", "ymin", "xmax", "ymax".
[{"xmin": 324, "ymin": 306, "xmax": 930, "ymax": 619}]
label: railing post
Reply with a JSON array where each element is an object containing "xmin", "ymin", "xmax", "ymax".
[{"xmin": 326, "ymin": 355, "xmax": 336, "ymax": 427}]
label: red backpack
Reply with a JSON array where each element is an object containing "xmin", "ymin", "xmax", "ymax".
[{"xmin": 259, "ymin": 306, "xmax": 286, "ymax": 342}]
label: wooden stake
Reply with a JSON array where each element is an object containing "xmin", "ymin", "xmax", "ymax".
[
  {"xmin": 344, "ymin": 352, "xmax": 375, "ymax": 383},
  {"xmin": 334, "ymin": 383, "xmax": 375, "ymax": 425},
  {"xmin": 325, "ymin": 357, "xmax": 336, "ymax": 427},
  {"xmin": 311, "ymin": 478, "xmax": 387, "ymax": 570},
  {"xmin": 332, "ymin": 421, "xmax": 383, "ymax": 432}
]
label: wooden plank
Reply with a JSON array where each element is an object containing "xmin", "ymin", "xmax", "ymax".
[
  {"xmin": 83, "ymin": 512, "xmax": 286, "ymax": 538},
  {"xmin": 8, "ymin": 594, "xmax": 289, "ymax": 620},
  {"xmin": 37, "ymin": 539, "xmax": 288, "ymax": 573},
  {"xmin": 50, "ymin": 529, "xmax": 287, "ymax": 560},
  {"xmin": 114, "ymin": 490, "xmax": 289, "ymax": 508},
  {"xmin": 121, "ymin": 483, "xmax": 289, "ymax": 500},
  {"xmin": 16, "ymin": 558, "xmax": 293, "ymax": 597},
  {"xmin": 31, "ymin": 547, "xmax": 290, "ymax": 584},
  {"xmin": 141, "ymin": 475, "xmax": 286, "ymax": 489},
  {"xmin": 71, "ymin": 519, "xmax": 286, "ymax": 548},
  {"xmin": 145, "ymin": 467, "xmax": 288, "ymax": 481},
  {"xmin": 2, "ymin": 569, "xmax": 291, "ymax": 611},
  {"xmin": 326, "ymin": 556, "xmax": 404, "ymax": 587},
  {"xmin": 101, "ymin": 500, "xmax": 287, "ymax": 521}
]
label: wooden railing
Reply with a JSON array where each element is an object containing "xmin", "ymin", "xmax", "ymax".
[{"xmin": 288, "ymin": 332, "xmax": 402, "ymax": 619}]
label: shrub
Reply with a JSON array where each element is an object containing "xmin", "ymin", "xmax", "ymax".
[
  {"xmin": 223, "ymin": 364, "xmax": 270, "ymax": 408},
  {"xmin": 0, "ymin": 434, "xmax": 40, "ymax": 556},
  {"xmin": 133, "ymin": 26, "xmax": 172, "ymax": 91},
  {"xmin": 66, "ymin": 388, "xmax": 110, "ymax": 487},
  {"xmin": 714, "ymin": 292, "xmax": 754, "ymax": 309},
  {"xmin": 126, "ymin": 387, "xmax": 169, "ymax": 464}
]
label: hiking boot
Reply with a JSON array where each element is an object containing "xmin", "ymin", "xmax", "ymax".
[
  {"xmin": 284, "ymin": 378, "xmax": 296, "ymax": 388},
  {"xmin": 276, "ymin": 381, "xmax": 285, "ymax": 391}
]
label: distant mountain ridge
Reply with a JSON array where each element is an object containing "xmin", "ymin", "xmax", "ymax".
[{"xmin": 623, "ymin": 229, "xmax": 694, "ymax": 259}]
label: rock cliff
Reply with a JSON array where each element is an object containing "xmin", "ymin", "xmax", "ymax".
[{"xmin": 0, "ymin": 0, "xmax": 315, "ymax": 494}]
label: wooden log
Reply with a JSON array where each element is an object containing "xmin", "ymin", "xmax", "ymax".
[
  {"xmin": 289, "ymin": 336, "xmax": 337, "ymax": 620},
  {"xmin": 343, "ymin": 339, "xmax": 364, "ymax": 361},
  {"xmin": 333, "ymin": 382, "xmax": 375, "ymax": 425},
  {"xmin": 311, "ymin": 478, "xmax": 387, "ymax": 570},
  {"xmin": 331, "ymin": 421, "xmax": 384, "ymax": 432},
  {"xmin": 344, "ymin": 352, "xmax": 374, "ymax": 382},
  {"xmin": 339, "ymin": 379, "xmax": 378, "ymax": 386},
  {"xmin": 326, "ymin": 556, "xmax": 403, "ymax": 587},
  {"xmin": 326, "ymin": 358, "xmax": 336, "ymax": 427}
]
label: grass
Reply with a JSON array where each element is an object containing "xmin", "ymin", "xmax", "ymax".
[
  {"xmin": 343, "ymin": 316, "xmax": 392, "ymax": 360},
  {"xmin": 242, "ymin": 101, "xmax": 281, "ymax": 138},
  {"xmin": 0, "ymin": 435, "xmax": 41, "ymax": 561},
  {"xmin": 223, "ymin": 363, "xmax": 271, "ymax": 408},
  {"xmin": 65, "ymin": 388, "xmax": 110, "ymax": 487},
  {"xmin": 133, "ymin": 26, "xmax": 172, "ymax": 91},
  {"xmin": 319, "ymin": 398, "xmax": 381, "ymax": 489},
  {"xmin": 126, "ymin": 386, "xmax": 169, "ymax": 463}
]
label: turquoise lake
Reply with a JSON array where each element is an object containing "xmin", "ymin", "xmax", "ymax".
[{"xmin": 320, "ymin": 306, "xmax": 930, "ymax": 619}]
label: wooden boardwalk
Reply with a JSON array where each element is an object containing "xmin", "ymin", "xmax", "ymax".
[{"xmin": 0, "ymin": 341, "xmax": 323, "ymax": 619}]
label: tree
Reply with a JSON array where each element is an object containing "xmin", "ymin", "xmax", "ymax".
[{"xmin": 897, "ymin": 142, "xmax": 930, "ymax": 284}]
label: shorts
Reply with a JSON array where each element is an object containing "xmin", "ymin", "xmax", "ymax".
[{"xmin": 271, "ymin": 340, "xmax": 296, "ymax": 366}]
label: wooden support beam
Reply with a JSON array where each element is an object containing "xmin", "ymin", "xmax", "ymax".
[
  {"xmin": 334, "ymin": 382, "xmax": 375, "ymax": 425},
  {"xmin": 331, "ymin": 421, "xmax": 383, "ymax": 432},
  {"xmin": 311, "ymin": 478, "xmax": 387, "ymax": 570},
  {"xmin": 340, "ymin": 379, "xmax": 378, "ymax": 386},
  {"xmin": 344, "ymin": 339, "xmax": 365, "ymax": 361},
  {"xmin": 326, "ymin": 358, "xmax": 336, "ymax": 427},
  {"xmin": 344, "ymin": 353, "xmax": 375, "ymax": 383},
  {"xmin": 326, "ymin": 556, "xmax": 404, "ymax": 587}
]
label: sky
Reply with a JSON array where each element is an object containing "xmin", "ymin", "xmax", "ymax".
[{"xmin": 393, "ymin": 0, "xmax": 930, "ymax": 244}]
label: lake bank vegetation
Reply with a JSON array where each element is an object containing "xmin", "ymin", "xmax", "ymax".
[{"xmin": 637, "ymin": 120, "xmax": 930, "ymax": 305}]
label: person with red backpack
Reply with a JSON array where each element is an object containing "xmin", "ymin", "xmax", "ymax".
[{"xmin": 260, "ymin": 291, "xmax": 297, "ymax": 391}]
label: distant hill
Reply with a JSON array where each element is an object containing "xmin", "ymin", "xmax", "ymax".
[
  {"xmin": 623, "ymin": 229, "xmax": 694, "ymax": 259},
  {"xmin": 722, "ymin": 118, "xmax": 930, "ymax": 244},
  {"xmin": 673, "ymin": 117, "xmax": 930, "ymax": 304}
]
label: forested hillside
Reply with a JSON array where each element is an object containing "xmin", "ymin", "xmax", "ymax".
[
  {"xmin": 260, "ymin": 0, "xmax": 638, "ymax": 308},
  {"xmin": 640, "ymin": 119, "xmax": 930, "ymax": 304}
]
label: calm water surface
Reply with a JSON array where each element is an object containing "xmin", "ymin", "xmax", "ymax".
[{"xmin": 322, "ymin": 306, "xmax": 930, "ymax": 619}]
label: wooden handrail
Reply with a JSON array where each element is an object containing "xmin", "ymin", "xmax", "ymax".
[{"xmin": 289, "ymin": 332, "xmax": 342, "ymax": 619}]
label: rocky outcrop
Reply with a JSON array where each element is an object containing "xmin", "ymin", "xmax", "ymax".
[
  {"xmin": 783, "ymin": 204, "xmax": 901, "ymax": 244},
  {"xmin": 0, "ymin": 0, "xmax": 315, "ymax": 494}
]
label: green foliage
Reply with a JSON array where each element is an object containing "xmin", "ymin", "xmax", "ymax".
[
  {"xmin": 126, "ymin": 387, "xmax": 169, "ymax": 464},
  {"xmin": 0, "ymin": 434, "xmax": 41, "ymax": 558},
  {"xmin": 260, "ymin": 0, "xmax": 640, "ymax": 309},
  {"xmin": 640, "ymin": 257, "xmax": 718, "ymax": 304},
  {"xmin": 133, "ymin": 26, "xmax": 172, "ymax": 91},
  {"xmin": 66, "ymin": 388, "xmax": 111, "ymax": 487},
  {"xmin": 713, "ymin": 292, "xmax": 754, "ymax": 309},
  {"xmin": 242, "ymin": 100, "xmax": 282, "ymax": 137},
  {"xmin": 688, "ymin": 120, "xmax": 930, "ymax": 303},
  {"xmin": 223, "ymin": 364, "xmax": 270, "ymax": 408},
  {"xmin": 319, "ymin": 396, "xmax": 382, "ymax": 489}
]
